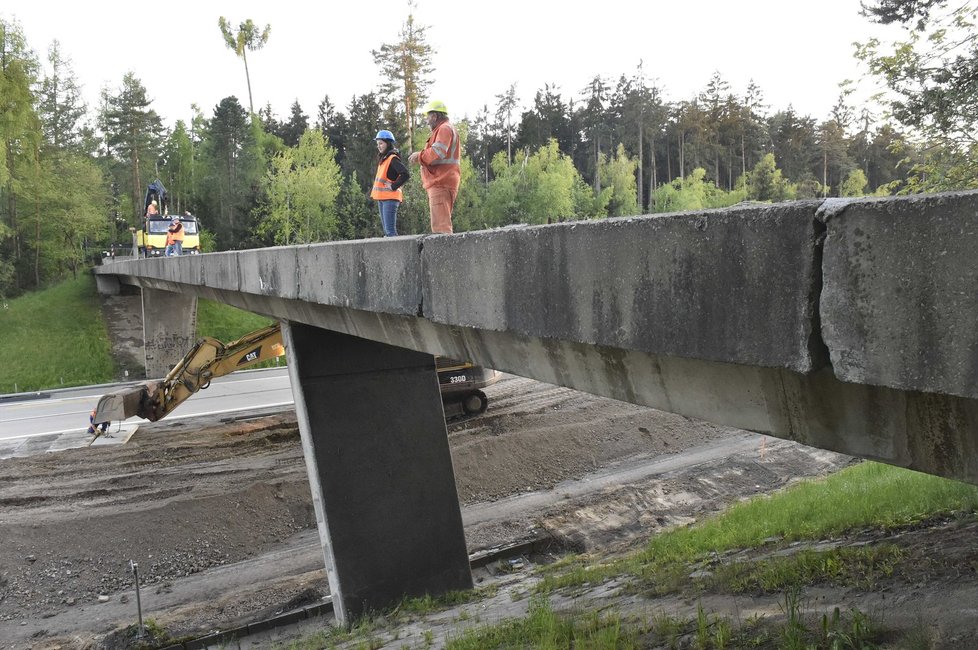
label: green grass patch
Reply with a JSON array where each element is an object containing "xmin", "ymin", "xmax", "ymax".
[
  {"xmin": 0, "ymin": 281, "xmax": 282, "ymax": 394},
  {"xmin": 712, "ymin": 543, "xmax": 904, "ymax": 594},
  {"xmin": 0, "ymin": 275, "xmax": 115, "ymax": 392},
  {"xmin": 445, "ymin": 595, "xmax": 640, "ymax": 649},
  {"xmin": 195, "ymin": 298, "xmax": 275, "ymax": 341},
  {"xmin": 538, "ymin": 461, "xmax": 978, "ymax": 594}
]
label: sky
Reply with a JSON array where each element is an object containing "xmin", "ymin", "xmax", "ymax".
[{"xmin": 3, "ymin": 0, "xmax": 901, "ymax": 131}]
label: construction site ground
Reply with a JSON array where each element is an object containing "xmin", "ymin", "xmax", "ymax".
[{"xmin": 2, "ymin": 374, "xmax": 978, "ymax": 649}]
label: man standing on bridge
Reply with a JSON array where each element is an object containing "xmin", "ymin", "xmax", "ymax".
[{"xmin": 408, "ymin": 100, "xmax": 460, "ymax": 234}]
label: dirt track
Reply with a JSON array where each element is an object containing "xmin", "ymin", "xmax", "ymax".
[
  {"xmin": 0, "ymin": 372, "xmax": 873, "ymax": 649},
  {"xmin": 0, "ymin": 377, "xmax": 860, "ymax": 648}
]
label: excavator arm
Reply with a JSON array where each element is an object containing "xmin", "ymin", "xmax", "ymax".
[
  {"xmin": 92, "ymin": 324, "xmax": 285, "ymax": 429},
  {"xmin": 91, "ymin": 323, "xmax": 500, "ymax": 437}
]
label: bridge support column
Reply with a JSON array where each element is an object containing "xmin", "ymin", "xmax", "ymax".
[
  {"xmin": 141, "ymin": 288, "xmax": 197, "ymax": 379},
  {"xmin": 282, "ymin": 321, "xmax": 471, "ymax": 625}
]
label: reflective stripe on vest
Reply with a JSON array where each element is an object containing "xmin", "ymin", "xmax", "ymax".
[
  {"xmin": 370, "ymin": 154, "xmax": 403, "ymax": 201},
  {"xmin": 429, "ymin": 124, "xmax": 460, "ymax": 166}
]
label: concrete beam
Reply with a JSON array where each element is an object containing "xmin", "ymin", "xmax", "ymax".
[
  {"xmin": 421, "ymin": 202, "xmax": 826, "ymax": 373},
  {"xmin": 282, "ymin": 322, "xmax": 471, "ymax": 624},
  {"xmin": 820, "ymin": 192, "xmax": 978, "ymax": 399},
  {"xmin": 141, "ymin": 288, "xmax": 197, "ymax": 379}
]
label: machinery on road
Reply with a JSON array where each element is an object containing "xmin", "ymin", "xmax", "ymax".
[
  {"xmin": 135, "ymin": 180, "xmax": 203, "ymax": 256},
  {"xmin": 90, "ymin": 324, "xmax": 499, "ymax": 436}
]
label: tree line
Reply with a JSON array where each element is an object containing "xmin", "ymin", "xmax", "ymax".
[{"xmin": 1, "ymin": 0, "xmax": 974, "ymax": 299}]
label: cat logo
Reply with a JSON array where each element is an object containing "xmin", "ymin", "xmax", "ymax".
[{"xmin": 238, "ymin": 346, "xmax": 262, "ymax": 366}]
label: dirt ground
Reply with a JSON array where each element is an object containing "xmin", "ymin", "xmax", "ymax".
[{"xmin": 2, "ymin": 373, "xmax": 977, "ymax": 649}]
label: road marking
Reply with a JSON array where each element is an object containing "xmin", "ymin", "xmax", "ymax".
[{"xmin": 0, "ymin": 401, "xmax": 296, "ymax": 441}]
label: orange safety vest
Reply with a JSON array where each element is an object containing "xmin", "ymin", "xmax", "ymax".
[
  {"xmin": 371, "ymin": 154, "xmax": 404, "ymax": 201},
  {"xmin": 169, "ymin": 222, "xmax": 184, "ymax": 242},
  {"xmin": 418, "ymin": 119, "xmax": 461, "ymax": 191}
]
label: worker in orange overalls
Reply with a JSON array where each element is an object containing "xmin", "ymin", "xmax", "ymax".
[
  {"xmin": 408, "ymin": 100, "xmax": 460, "ymax": 234},
  {"xmin": 166, "ymin": 216, "xmax": 184, "ymax": 256}
]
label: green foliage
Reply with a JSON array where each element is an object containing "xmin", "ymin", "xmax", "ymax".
[
  {"xmin": 481, "ymin": 140, "xmax": 600, "ymax": 226},
  {"xmin": 857, "ymin": 2, "xmax": 978, "ymax": 187},
  {"xmin": 745, "ymin": 153, "xmax": 796, "ymax": 202},
  {"xmin": 840, "ymin": 168, "xmax": 870, "ymax": 197},
  {"xmin": 0, "ymin": 275, "xmax": 114, "ymax": 392},
  {"xmin": 599, "ymin": 143, "xmax": 639, "ymax": 217},
  {"xmin": 371, "ymin": 7, "xmax": 435, "ymax": 147},
  {"xmin": 258, "ymin": 129, "xmax": 342, "ymax": 244},
  {"xmin": 217, "ymin": 17, "xmax": 271, "ymax": 115},
  {"xmin": 651, "ymin": 168, "xmax": 744, "ymax": 213},
  {"xmin": 445, "ymin": 596, "xmax": 639, "ymax": 649}
]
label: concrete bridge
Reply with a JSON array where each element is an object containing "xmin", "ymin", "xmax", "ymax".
[{"xmin": 94, "ymin": 191, "xmax": 978, "ymax": 624}]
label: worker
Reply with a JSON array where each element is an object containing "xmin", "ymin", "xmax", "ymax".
[
  {"xmin": 146, "ymin": 200, "xmax": 159, "ymax": 216},
  {"xmin": 167, "ymin": 216, "xmax": 184, "ymax": 256},
  {"xmin": 370, "ymin": 129, "xmax": 410, "ymax": 237},
  {"xmin": 407, "ymin": 100, "xmax": 460, "ymax": 234},
  {"xmin": 87, "ymin": 410, "xmax": 109, "ymax": 437}
]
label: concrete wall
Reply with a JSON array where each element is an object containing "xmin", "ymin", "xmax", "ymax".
[{"xmin": 141, "ymin": 288, "xmax": 197, "ymax": 378}]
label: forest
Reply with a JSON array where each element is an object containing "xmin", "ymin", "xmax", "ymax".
[{"xmin": 1, "ymin": 0, "xmax": 975, "ymax": 299}]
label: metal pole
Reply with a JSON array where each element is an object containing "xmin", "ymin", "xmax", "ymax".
[{"xmin": 130, "ymin": 560, "xmax": 145, "ymax": 638}]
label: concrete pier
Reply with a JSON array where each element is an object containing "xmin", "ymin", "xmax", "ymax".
[
  {"xmin": 141, "ymin": 288, "xmax": 197, "ymax": 378},
  {"xmin": 282, "ymin": 322, "xmax": 471, "ymax": 624}
]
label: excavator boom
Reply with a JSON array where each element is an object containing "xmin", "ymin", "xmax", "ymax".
[
  {"xmin": 92, "ymin": 325, "xmax": 284, "ymax": 426},
  {"xmin": 91, "ymin": 324, "xmax": 498, "ymax": 436}
]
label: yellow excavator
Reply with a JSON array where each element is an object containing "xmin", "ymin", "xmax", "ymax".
[{"xmin": 90, "ymin": 324, "xmax": 499, "ymax": 436}]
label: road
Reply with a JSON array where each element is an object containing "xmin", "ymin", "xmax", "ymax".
[{"xmin": 0, "ymin": 367, "xmax": 293, "ymax": 457}]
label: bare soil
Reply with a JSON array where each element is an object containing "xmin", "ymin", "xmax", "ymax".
[{"xmin": 1, "ymin": 374, "xmax": 976, "ymax": 649}]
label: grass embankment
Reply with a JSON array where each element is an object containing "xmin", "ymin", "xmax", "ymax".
[
  {"xmin": 0, "ymin": 275, "xmax": 275, "ymax": 393},
  {"xmin": 281, "ymin": 462, "xmax": 978, "ymax": 649}
]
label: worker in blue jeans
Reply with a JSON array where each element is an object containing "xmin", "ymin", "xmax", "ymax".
[{"xmin": 370, "ymin": 130, "xmax": 409, "ymax": 237}]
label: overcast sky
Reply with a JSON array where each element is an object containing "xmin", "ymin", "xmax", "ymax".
[{"xmin": 4, "ymin": 1, "xmax": 899, "ymax": 130}]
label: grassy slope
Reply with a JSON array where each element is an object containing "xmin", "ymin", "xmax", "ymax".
[{"xmin": 0, "ymin": 274, "xmax": 274, "ymax": 393}]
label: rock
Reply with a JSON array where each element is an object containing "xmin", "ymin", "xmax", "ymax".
[{"xmin": 98, "ymin": 595, "xmax": 110, "ymax": 603}]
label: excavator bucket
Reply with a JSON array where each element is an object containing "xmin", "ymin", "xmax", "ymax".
[{"xmin": 91, "ymin": 381, "xmax": 160, "ymax": 425}]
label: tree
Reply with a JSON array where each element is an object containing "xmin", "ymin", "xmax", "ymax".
[
  {"xmin": 100, "ymin": 73, "xmax": 164, "ymax": 222},
  {"xmin": 258, "ymin": 129, "xmax": 342, "ymax": 245},
  {"xmin": 857, "ymin": 1, "xmax": 978, "ymax": 187},
  {"xmin": 598, "ymin": 144, "xmax": 638, "ymax": 217},
  {"xmin": 651, "ymin": 167, "xmax": 742, "ymax": 213},
  {"xmin": 495, "ymin": 83, "xmax": 518, "ymax": 165},
  {"xmin": 745, "ymin": 153, "xmax": 796, "ymax": 202},
  {"xmin": 371, "ymin": 0, "xmax": 434, "ymax": 150},
  {"xmin": 840, "ymin": 168, "xmax": 870, "ymax": 196},
  {"xmin": 0, "ymin": 18, "xmax": 40, "ymax": 295},
  {"xmin": 36, "ymin": 41, "xmax": 87, "ymax": 153},
  {"xmin": 198, "ymin": 96, "xmax": 261, "ymax": 248},
  {"xmin": 218, "ymin": 17, "xmax": 271, "ymax": 115}
]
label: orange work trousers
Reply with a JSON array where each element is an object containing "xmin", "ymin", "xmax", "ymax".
[{"xmin": 427, "ymin": 185, "xmax": 457, "ymax": 234}]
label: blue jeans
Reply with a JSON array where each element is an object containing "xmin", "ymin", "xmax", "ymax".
[
  {"xmin": 377, "ymin": 200, "xmax": 399, "ymax": 237},
  {"xmin": 165, "ymin": 241, "xmax": 182, "ymax": 256}
]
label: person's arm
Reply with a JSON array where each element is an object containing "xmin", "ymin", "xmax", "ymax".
[{"xmin": 388, "ymin": 157, "xmax": 410, "ymax": 190}]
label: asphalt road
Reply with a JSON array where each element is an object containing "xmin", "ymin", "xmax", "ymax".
[{"xmin": 0, "ymin": 367, "xmax": 293, "ymax": 456}]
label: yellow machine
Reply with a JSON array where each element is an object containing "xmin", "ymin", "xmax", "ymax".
[
  {"xmin": 90, "ymin": 324, "xmax": 499, "ymax": 435},
  {"xmin": 137, "ymin": 215, "xmax": 202, "ymax": 257},
  {"xmin": 136, "ymin": 179, "xmax": 202, "ymax": 257}
]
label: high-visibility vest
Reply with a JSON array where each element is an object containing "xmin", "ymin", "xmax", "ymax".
[
  {"xmin": 371, "ymin": 154, "xmax": 404, "ymax": 201},
  {"xmin": 419, "ymin": 120, "xmax": 461, "ymax": 190},
  {"xmin": 169, "ymin": 222, "xmax": 184, "ymax": 242}
]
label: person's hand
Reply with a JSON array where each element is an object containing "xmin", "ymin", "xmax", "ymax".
[{"xmin": 408, "ymin": 152, "xmax": 420, "ymax": 165}]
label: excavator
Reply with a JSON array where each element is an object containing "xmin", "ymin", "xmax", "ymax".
[{"xmin": 90, "ymin": 323, "xmax": 500, "ymax": 437}]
